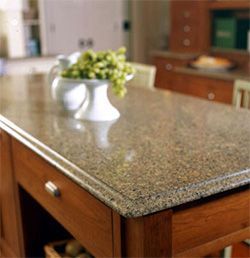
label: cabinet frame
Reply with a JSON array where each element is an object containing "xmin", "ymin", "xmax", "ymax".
[
  {"xmin": 0, "ymin": 131, "xmax": 24, "ymax": 257},
  {"xmin": 1, "ymin": 131, "xmax": 249, "ymax": 257},
  {"xmin": 153, "ymin": 55, "xmax": 234, "ymax": 104}
]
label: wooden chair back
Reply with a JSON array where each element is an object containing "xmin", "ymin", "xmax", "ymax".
[
  {"xmin": 127, "ymin": 62, "xmax": 156, "ymax": 89},
  {"xmin": 232, "ymin": 80, "xmax": 250, "ymax": 109}
]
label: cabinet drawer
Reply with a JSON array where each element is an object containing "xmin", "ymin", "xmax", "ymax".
[
  {"xmin": 171, "ymin": 24, "xmax": 200, "ymax": 50},
  {"xmin": 170, "ymin": 1, "xmax": 200, "ymax": 22},
  {"xmin": 171, "ymin": 73, "xmax": 233, "ymax": 104},
  {"xmin": 154, "ymin": 57, "xmax": 187, "ymax": 71},
  {"xmin": 169, "ymin": 0, "xmax": 209, "ymax": 52},
  {"xmin": 154, "ymin": 57, "xmax": 188, "ymax": 89},
  {"xmin": 12, "ymin": 139, "xmax": 113, "ymax": 257}
]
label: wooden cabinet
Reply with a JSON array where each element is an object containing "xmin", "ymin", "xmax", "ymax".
[
  {"xmin": 0, "ymin": 129, "xmax": 249, "ymax": 257},
  {"xmin": 0, "ymin": 131, "xmax": 24, "ymax": 257},
  {"xmin": 169, "ymin": 0, "xmax": 250, "ymax": 53},
  {"xmin": 208, "ymin": 0, "xmax": 250, "ymax": 10},
  {"xmin": 169, "ymin": 0, "xmax": 210, "ymax": 53},
  {"xmin": 166, "ymin": 0, "xmax": 250, "ymax": 103},
  {"xmin": 0, "ymin": 131, "xmax": 115, "ymax": 257},
  {"xmin": 172, "ymin": 190, "xmax": 250, "ymax": 256},
  {"xmin": 153, "ymin": 56, "xmax": 234, "ymax": 104},
  {"xmin": 154, "ymin": 56, "xmax": 189, "ymax": 90},
  {"xmin": 170, "ymin": 73, "xmax": 233, "ymax": 104},
  {"xmin": 12, "ymin": 138, "xmax": 113, "ymax": 258}
]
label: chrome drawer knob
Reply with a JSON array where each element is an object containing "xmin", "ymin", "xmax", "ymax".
[
  {"xmin": 165, "ymin": 64, "xmax": 173, "ymax": 71},
  {"xmin": 45, "ymin": 181, "xmax": 61, "ymax": 197},
  {"xmin": 183, "ymin": 25, "xmax": 191, "ymax": 33},
  {"xmin": 208, "ymin": 92, "xmax": 215, "ymax": 100},
  {"xmin": 183, "ymin": 11, "xmax": 190, "ymax": 18},
  {"xmin": 183, "ymin": 39, "xmax": 191, "ymax": 46}
]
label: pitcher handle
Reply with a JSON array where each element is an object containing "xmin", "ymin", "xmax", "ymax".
[{"xmin": 48, "ymin": 64, "xmax": 59, "ymax": 85}]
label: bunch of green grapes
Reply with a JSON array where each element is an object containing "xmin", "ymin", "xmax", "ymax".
[{"xmin": 61, "ymin": 47, "xmax": 135, "ymax": 98}]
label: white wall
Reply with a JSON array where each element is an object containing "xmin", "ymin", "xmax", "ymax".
[
  {"xmin": 40, "ymin": 0, "xmax": 128, "ymax": 56},
  {"xmin": 0, "ymin": 0, "xmax": 26, "ymax": 57},
  {"xmin": 1, "ymin": 0, "xmax": 170, "ymax": 60},
  {"xmin": 2, "ymin": 10, "xmax": 26, "ymax": 57},
  {"xmin": 0, "ymin": 0, "xmax": 23, "ymax": 11},
  {"xmin": 1, "ymin": 0, "xmax": 129, "ymax": 58}
]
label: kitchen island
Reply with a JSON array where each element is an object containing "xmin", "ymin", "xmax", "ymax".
[{"xmin": 0, "ymin": 74, "xmax": 249, "ymax": 257}]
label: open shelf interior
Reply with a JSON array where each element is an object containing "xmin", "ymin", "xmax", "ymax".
[
  {"xmin": 19, "ymin": 186, "xmax": 72, "ymax": 257},
  {"xmin": 22, "ymin": 0, "xmax": 41, "ymax": 57},
  {"xmin": 210, "ymin": 8, "xmax": 250, "ymax": 52}
]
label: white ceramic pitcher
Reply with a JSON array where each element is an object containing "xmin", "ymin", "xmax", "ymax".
[{"xmin": 49, "ymin": 52, "xmax": 86, "ymax": 111}]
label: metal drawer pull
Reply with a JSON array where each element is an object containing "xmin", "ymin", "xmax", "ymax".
[
  {"xmin": 183, "ymin": 25, "xmax": 191, "ymax": 33},
  {"xmin": 183, "ymin": 11, "xmax": 190, "ymax": 18},
  {"xmin": 183, "ymin": 39, "xmax": 191, "ymax": 46},
  {"xmin": 208, "ymin": 92, "xmax": 215, "ymax": 100},
  {"xmin": 45, "ymin": 181, "xmax": 61, "ymax": 197},
  {"xmin": 165, "ymin": 64, "xmax": 173, "ymax": 71}
]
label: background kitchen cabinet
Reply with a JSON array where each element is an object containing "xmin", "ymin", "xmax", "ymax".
[
  {"xmin": 153, "ymin": 0, "xmax": 250, "ymax": 105},
  {"xmin": 40, "ymin": 0, "xmax": 127, "ymax": 55},
  {"xmin": 0, "ymin": 0, "xmax": 128, "ymax": 58},
  {"xmin": 169, "ymin": 0, "xmax": 210, "ymax": 53},
  {"xmin": 154, "ymin": 55, "xmax": 190, "ymax": 90},
  {"xmin": 169, "ymin": 0, "xmax": 250, "ymax": 53},
  {"xmin": 153, "ymin": 55, "xmax": 234, "ymax": 104}
]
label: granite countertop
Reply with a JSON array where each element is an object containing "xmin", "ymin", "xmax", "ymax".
[
  {"xmin": 3, "ymin": 55, "xmax": 56, "ymax": 61},
  {"xmin": 0, "ymin": 74, "xmax": 250, "ymax": 217},
  {"xmin": 151, "ymin": 50, "xmax": 198, "ymax": 60}
]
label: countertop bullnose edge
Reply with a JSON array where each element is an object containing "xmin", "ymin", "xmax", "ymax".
[{"xmin": 1, "ymin": 116, "xmax": 249, "ymax": 218}]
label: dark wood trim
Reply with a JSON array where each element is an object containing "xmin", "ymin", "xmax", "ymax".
[
  {"xmin": 123, "ymin": 210, "xmax": 173, "ymax": 257},
  {"xmin": 172, "ymin": 189, "xmax": 250, "ymax": 256},
  {"xmin": 173, "ymin": 184, "xmax": 249, "ymax": 212},
  {"xmin": 12, "ymin": 138, "xmax": 113, "ymax": 258},
  {"xmin": 0, "ymin": 131, "xmax": 24, "ymax": 257},
  {"xmin": 112, "ymin": 211, "xmax": 122, "ymax": 258},
  {"xmin": 0, "ymin": 239, "xmax": 18, "ymax": 258},
  {"xmin": 174, "ymin": 228, "xmax": 250, "ymax": 258},
  {"xmin": 208, "ymin": 0, "xmax": 250, "ymax": 10},
  {"xmin": 1, "ymin": 131, "xmax": 250, "ymax": 258}
]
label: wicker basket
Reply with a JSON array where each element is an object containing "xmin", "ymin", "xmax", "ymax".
[{"xmin": 44, "ymin": 240, "xmax": 70, "ymax": 258}]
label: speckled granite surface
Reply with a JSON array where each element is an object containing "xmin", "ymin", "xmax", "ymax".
[
  {"xmin": 0, "ymin": 74, "xmax": 250, "ymax": 217},
  {"xmin": 151, "ymin": 50, "xmax": 198, "ymax": 60}
]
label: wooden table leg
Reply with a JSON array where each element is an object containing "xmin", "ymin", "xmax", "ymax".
[{"xmin": 122, "ymin": 210, "xmax": 173, "ymax": 257}]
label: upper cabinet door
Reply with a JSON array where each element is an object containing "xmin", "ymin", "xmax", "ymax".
[{"xmin": 42, "ymin": 0, "xmax": 126, "ymax": 55}]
